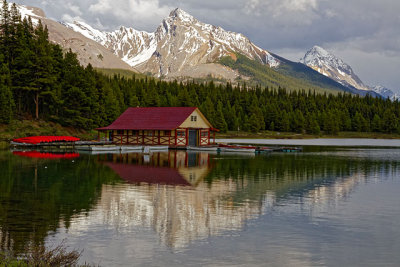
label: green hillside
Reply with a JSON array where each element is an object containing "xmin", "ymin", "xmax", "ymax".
[
  {"xmin": 219, "ymin": 53, "xmax": 349, "ymax": 94},
  {"xmin": 96, "ymin": 68, "xmax": 149, "ymax": 80}
]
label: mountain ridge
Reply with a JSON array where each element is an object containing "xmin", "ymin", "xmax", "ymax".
[
  {"xmin": 16, "ymin": 3, "xmax": 389, "ymax": 97},
  {"xmin": 64, "ymin": 7, "xmax": 280, "ymax": 78},
  {"xmin": 300, "ymin": 46, "xmax": 398, "ymax": 99}
]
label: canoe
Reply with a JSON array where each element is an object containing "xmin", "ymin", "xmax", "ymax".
[
  {"xmin": 219, "ymin": 147, "xmax": 256, "ymax": 153},
  {"xmin": 89, "ymin": 145, "xmax": 120, "ymax": 151},
  {"xmin": 218, "ymin": 144, "xmax": 256, "ymax": 153},
  {"xmin": 187, "ymin": 146, "xmax": 218, "ymax": 151},
  {"xmin": 149, "ymin": 146, "xmax": 169, "ymax": 151},
  {"xmin": 120, "ymin": 146, "xmax": 143, "ymax": 151}
]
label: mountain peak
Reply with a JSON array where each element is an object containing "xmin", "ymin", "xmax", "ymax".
[
  {"xmin": 309, "ymin": 45, "xmax": 330, "ymax": 57},
  {"xmin": 300, "ymin": 45, "xmax": 369, "ymax": 91},
  {"xmin": 168, "ymin": 8, "xmax": 195, "ymax": 23},
  {"xmin": 301, "ymin": 46, "xmax": 332, "ymax": 64}
]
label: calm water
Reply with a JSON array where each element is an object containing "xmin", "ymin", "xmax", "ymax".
[{"xmin": 1, "ymin": 146, "xmax": 400, "ymax": 266}]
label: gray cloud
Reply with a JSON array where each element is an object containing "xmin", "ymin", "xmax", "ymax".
[{"xmin": 13, "ymin": 0, "xmax": 400, "ymax": 91}]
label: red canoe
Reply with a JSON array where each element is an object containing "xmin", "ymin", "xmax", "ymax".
[{"xmin": 13, "ymin": 136, "xmax": 80, "ymax": 144}]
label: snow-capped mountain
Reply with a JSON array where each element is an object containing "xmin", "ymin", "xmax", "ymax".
[
  {"xmin": 371, "ymin": 86, "xmax": 400, "ymax": 101},
  {"xmin": 16, "ymin": 4, "xmax": 136, "ymax": 71},
  {"xmin": 300, "ymin": 46, "xmax": 399, "ymax": 100},
  {"xmin": 300, "ymin": 46, "xmax": 370, "ymax": 91},
  {"xmin": 64, "ymin": 8, "xmax": 279, "ymax": 77}
]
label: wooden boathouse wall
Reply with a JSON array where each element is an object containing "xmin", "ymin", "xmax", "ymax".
[{"xmin": 97, "ymin": 107, "xmax": 217, "ymax": 147}]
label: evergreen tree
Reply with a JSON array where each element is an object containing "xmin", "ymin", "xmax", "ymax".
[
  {"xmin": 0, "ymin": 61, "xmax": 14, "ymax": 123},
  {"xmin": 213, "ymin": 101, "xmax": 228, "ymax": 132}
]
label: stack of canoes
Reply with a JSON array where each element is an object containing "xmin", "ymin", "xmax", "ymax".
[{"xmin": 13, "ymin": 136, "xmax": 80, "ymax": 144}]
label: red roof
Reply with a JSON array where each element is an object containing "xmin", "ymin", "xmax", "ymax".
[{"xmin": 98, "ymin": 107, "xmax": 199, "ymax": 130}]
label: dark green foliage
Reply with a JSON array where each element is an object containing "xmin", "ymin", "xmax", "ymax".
[
  {"xmin": 0, "ymin": 61, "xmax": 14, "ymax": 123},
  {"xmin": 0, "ymin": 0, "xmax": 399, "ymax": 135}
]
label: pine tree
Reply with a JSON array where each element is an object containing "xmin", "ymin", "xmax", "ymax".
[
  {"xmin": 0, "ymin": 62, "xmax": 14, "ymax": 123},
  {"xmin": 371, "ymin": 114, "xmax": 382, "ymax": 132},
  {"xmin": 213, "ymin": 101, "xmax": 228, "ymax": 132}
]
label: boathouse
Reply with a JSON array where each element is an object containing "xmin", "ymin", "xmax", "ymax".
[{"xmin": 97, "ymin": 107, "xmax": 217, "ymax": 147}]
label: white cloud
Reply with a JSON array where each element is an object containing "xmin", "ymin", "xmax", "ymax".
[
  {"xmin": 88, "ymin": 0, "xmax": 173, "ymax": 30},
  {"xmin": 88, "ymin": 0, "xmax": 111, "ymax": 14},
  {"xmin": 244, "ymin": 0, "xmax": 320, "ymax": 25},
  {"xmin": 66, "ymin": 2, "xmax": 82, "ymax": 16},
  {"xmin": 61, "ymin": 13, "xmax": 84, "ymax": 23}
]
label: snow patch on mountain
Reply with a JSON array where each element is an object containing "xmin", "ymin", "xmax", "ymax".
[
  {"xmin": 16, "ymin": 4, "xmax": 42, "ymax": 24},
  {"xmin": 301, "ymin": 46, "xmax": 399, "ymax": 100},
  {"xmin": 371, "ymin": 86, "xmax": 400, "ymax": 100},
  {"xmin": 300, "ymin": 46, "xmax": 369, "ymax": 91},
  {"xmin": 64, "ymin": 21, "xmax": 108, "ymax": 44},
  {"xmin": 62, "ymin": 7, "xmax": 279, "ymax": 77}
]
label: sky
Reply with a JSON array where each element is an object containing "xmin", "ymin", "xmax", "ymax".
[{"xmin": 14, "ymin": 0, "xmax": 400, "ymax": 92}]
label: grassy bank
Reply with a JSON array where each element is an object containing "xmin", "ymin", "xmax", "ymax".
[
  {"xmin": 216, "ymin": 131, "xmax": 400, "ymax": 139},
  {"xmin": 0, "ymin": 120, "xmax": 98, "ymax": 142},
  {"xmin": 0, "ymin": 242, "xmax": 87, "ymax": 267}
]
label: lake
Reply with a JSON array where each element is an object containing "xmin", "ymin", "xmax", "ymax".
[{"xmin": 1, "ymin": 145, "xmax": 400, "ymax": 266}]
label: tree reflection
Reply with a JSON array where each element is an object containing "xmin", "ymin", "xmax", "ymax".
[{"xmin": 0, "ymin": 151, "xmax": 120, "ymax": 254}]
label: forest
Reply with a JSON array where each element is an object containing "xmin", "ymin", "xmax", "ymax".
[{"xmin": 1, "ymin": 0, "xmax": 400, "ymax": 135}]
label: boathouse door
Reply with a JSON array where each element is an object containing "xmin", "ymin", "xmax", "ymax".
[{"xmin": 188, "ymin": 130, "xmax": 197, "ymax": 146}]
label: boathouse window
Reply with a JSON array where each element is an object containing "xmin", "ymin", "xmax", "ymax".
[
  {"xmin": 148, "ymin": 131, "xmax": 153, "ymax": 136},
  {"xmin": 201, "ymin": 130, "xmax": 208, "ymax": 137},
  {"xmin": 191, "ymin": 115, "xmax": 197, "ymax": 122},
  {"xmin": 177, "ymin": 130, "xmax": 185, "ymax": 137},
  {"xmin": 117, "ymin": 130, "xmax": 124, "ymax": 135},
  {"xmin": 165, "ymin": 130, "xmax": 171, "ymax": 136},
  {"xmin": 131, "ymin": 130, "xmax": 138, "ymax": 136}
]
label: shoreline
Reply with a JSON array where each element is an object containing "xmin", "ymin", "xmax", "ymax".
[
  {"xmin": 216, "ymin": 138, "xmax": 400, "ymax": 147},
  {"xmin": 216, "ymin": 131, "xmax": 400, "ymax": 140}
]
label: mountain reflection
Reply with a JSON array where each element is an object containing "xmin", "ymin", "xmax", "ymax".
[
  {"xmin": 1, "ymin": 149, "xmax": 399, "ymax": 253},
  {"xmin": 70, "ymin": 150, "xmax": 400, "ymax": 249}
]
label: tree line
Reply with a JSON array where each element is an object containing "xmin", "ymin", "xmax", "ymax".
[{"xmin": 1, "ymin": 0, "xmax": 400, "ymax": 134}]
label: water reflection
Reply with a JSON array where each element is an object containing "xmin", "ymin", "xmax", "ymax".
[
  {"xmin": 86, "ymin": 151, "xmax": 266, "ymax": 248},
  {"xmin": 67, "ymin": 150, "xmax": 400, "ymax": 251},
  {"xmin": 101, "ymin": 151, "xmax": 212, "ymax": 186},
  {"xmin": 13, "ymin": 150, "xmax": 80, "ymax": 159},
  {"xmin": 0, "ymin": 151, "xmax": 119, "ymax": 253},
  {"xmin": 1, "ymin": 149, "xmax": 400, "ymax": 264}
]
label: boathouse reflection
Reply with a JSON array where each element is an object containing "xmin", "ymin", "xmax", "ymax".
[{"xmin": 100, "ymin": 151, "xmax": 212, "ymax": 186}]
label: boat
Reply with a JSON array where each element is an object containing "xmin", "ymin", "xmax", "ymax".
[
  {"xmin": 187, "ymin": 146, "xmax": 218, "ymax": 151},
  {"xmin": 256, "ymin": 147, "xmax": 274, "ymax": 153},
  {"xmin": 120, "ymin": 145, "xmax": 143, "ymax": 151},
  {"xmin": 12, "ymin": 136, "xmax": 80, "ymax": 144},
  {"xmin": 77, "ymin": 150, "xmax": 121, "ymax": 155},
  {"xmin": 218, "ymin": 144, "xmax": 256, "ymax": 153},
  {"xmin": 88, "ymin": 145, "xmax": 120, "ymax": 151},
  {"xmin": 75, "ymin": 145, "xmax": 91, "ymax": 151},
  {"xmin": 279, "ymin": 147, "xmax": 303, "ymax": 152},
  {"xmin": 149, "ymin": 146, "xmax": 169, "ymax": 151}
]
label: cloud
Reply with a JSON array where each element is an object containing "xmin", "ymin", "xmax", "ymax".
[
  {"xmin": 61, "ymin": 13, "xmax": 84, "ymax": 23},
  {"xmin": 66, "ymin": 2, "xmax": 82, "ymax": 16},
  {"xmin": 88, "ymin": 0, "xmax": 111, "ymax": 14},
  {"xmin": 243, "ymin": 0, "xmax": 320, "ymax": 26},
  {"xmin": 88, "ymin": 0, "xmax": 173, "ymax": 30}
]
